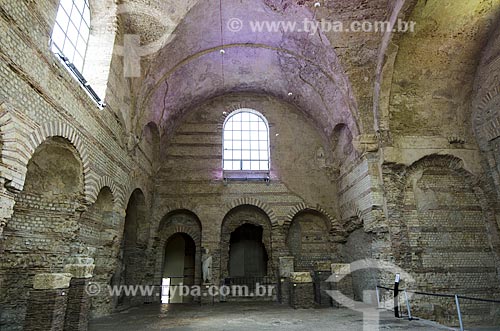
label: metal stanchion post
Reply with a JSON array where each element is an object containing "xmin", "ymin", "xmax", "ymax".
[
  {"xmin": 455, "ymin": 295, "xmax": 464, "ymax": 331},
  {"xmin": 394, "ymin": 274, "xmax": 400, "ymax": 318},
  {"xmin": 404, "ymin": 289, "xmax": 412, "ymax": 320}
]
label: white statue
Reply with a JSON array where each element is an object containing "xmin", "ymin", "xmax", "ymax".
[{"xmin": 202, "ymin": 254, "xmax": 213, "ymax": 284}]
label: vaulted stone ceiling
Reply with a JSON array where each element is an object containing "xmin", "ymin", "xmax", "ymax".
[{"xmin": 114, "ymin": 0, "xmax": 500, "ymax": 148}]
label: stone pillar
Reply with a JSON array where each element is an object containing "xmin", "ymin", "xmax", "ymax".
[
  {"xmin": 290, "ymin": 272, "xmax": 314, "ymax": 309},
  {"xmin": 278, "ymin": 257, "xmax": 294, "ymax": 304},
  {"xmin": 201, "ymin": 284, "xmax": 216, "ymax": 305},
  {"xmin": 330, "ymin": 263, "xmax": 354, "ymax": 308},
  {"xmin": 63, "ymin": 257, "xmax": 95, "ymax": 331},
  {"xmin": 24, "ymin": 273, "xmax": 72, "ymax": 331}
]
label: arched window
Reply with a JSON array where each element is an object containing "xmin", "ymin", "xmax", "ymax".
[
  {"xmin": 223, "ymin": 109, "xmax": 270, "ymax": 171},
  {"xmin": 51, "ymin": 0, "xmax": 91, "ymax": 73}
]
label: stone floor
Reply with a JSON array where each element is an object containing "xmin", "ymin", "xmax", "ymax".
[{"xmin": 89, "ymin": 303, "xmax": 456, "ymax": 331}]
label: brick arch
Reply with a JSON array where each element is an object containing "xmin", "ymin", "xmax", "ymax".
[
  {"xmin": 0, "ymin": 103, "xmax": 35, "ymax": 192},
  {"xmin": 403, "ymin": 154, "xmax": 475, "ymax": 185},
  {"xmin": 473, "ymin": 84, "xmax": 500, "ymax": 148},
  {"xmin": 285, "ymin": 202, "xmax": 337, "ymax": 230},
  {"xmin": 226, "ymin": 197, "xmax": 278, "ymax": 225},
  {"xmin": 23, "ymin": 122, "xmax": 92, "ymax": 198},
  {"xmin": 220, "ymin": 204, "xmax": 275, "ymax": 280},
  {"xmin": 123, "ymin": 180, "xmax": 150, "ymax": 210},
  {"xmin": 161, "ymin": 202, "xmax": 202, "ymax": 220},
  {"xmin": 90, "ymin": 176, "xmax": 123, "ymax": 209},
  {"xmin": 153, "ymin": 209, "xmax": 203, "ymax": 295}
]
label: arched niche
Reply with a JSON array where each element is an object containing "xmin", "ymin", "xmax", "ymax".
[
  {"xmin": 1, "ymin": 137, "xmax": 84, "ymax": 330},
  {"xmin": 287, "ymin": 209, "xmax": 332, "ymax": 272},
  {"xmin": 221, "ymin": 205, "xmax": 274, "ymax": 282},
  {"xmin": 115, "ymin": 189, "xmax": 148, "ymax": 309},
  {"xmin": 153, "ymin": 209, "xmax": 202, "ymax": 303},
  {"xmin": 161, "ymin": 233, "xmax": 197, "ymax": 304},
  {"xmin": 81, "ymin": 187, "xmax": 120, "ymax": 318}
]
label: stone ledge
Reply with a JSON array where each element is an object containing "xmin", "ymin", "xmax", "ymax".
[
  {"xmin": 33, "ymin": 273, "xmax": 72, "ymax": 290},
  {"xmin": 290, "ymin": 272, "xmax": 312, "ymax": 283},
  {"xmin": 64, "ymin": 264, "xmax": 95, "ymax": 279}
]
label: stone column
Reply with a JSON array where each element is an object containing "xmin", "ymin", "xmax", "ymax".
[
  {"xmin": 63, "ymin": 257, "xmax": 95, "ymax": 331},
  {"xmin": 290, "ymin": 272, "xmax": 314, "ymax": 309},
  {"xmin": 24, "ymin": 273, "xmax": 72, "ymax": 331},
  {"xmin": 278, "ymin": 256, "xmax": 294, "ymax": 304}
]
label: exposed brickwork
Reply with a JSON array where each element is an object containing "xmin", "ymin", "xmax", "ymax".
[
  {"xmin": 64, "ymin": 278, "xmax": 91, "ymax": 331},
  {"xmin": 1, "ymin": 0, "xmax": 500, "ymax": 330},
  {"xmin": 24, "ymin": 289, "xmax": 68, "ymax": 331}
]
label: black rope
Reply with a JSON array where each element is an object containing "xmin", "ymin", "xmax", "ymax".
[{"xmin": 377, "ymin": 285, "xmax": 500, "ymax": 303}]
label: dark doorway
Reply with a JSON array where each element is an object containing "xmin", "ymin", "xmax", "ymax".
[
  {"xmin": 228, "ymin": 224, "xmax": 268, "ymax": 277},
  {"xmin": 162, "ymin": 233, "xmax": 196, "ymax": 303}
]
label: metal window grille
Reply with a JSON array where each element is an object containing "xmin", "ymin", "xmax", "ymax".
[{"xmin": 223, "ymin": 109, "xmax": 270, "ymax": 171}]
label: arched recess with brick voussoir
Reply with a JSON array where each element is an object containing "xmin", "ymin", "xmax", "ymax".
[
  {"xmin": 78, "ymin": 186, "xmax": 122, "ymax": 318},
  {"xmin": 153, "ymin": 209, "xmax": 202, "ymax": 303},
  {"xmin": 395, "ymin": 155, "xmax": 500, "ymax": 325},
  {"xmin": 221, "ymin": 205, "xmax": 275, "ymax": 295},
  {"xmin": 0, "ymin": 136, "xmax": 85, "ymax": 330},
  {"xmin": 115, "ymin": 189, "xmax": 149, "ymax": 309},
  {"xmin": 286, "ymin": 209, "xmax": 333, "ymax": 272}
]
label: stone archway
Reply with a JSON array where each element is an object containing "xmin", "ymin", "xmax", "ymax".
[
  {"xmin": 286, "ymin": 209, "xmax": 332, "ymax": 272},
  {"xmin": 115, "ymin": 189, "xmax": 148, "ymax": 309},
  {"xmin": 0, "ymin": 137, "xmax": 84, "ymax": 330},
  {"xmin": 221, "ymin": 205, "xmax": 274, "ymax": 283},
  {"xmin": 161, "ymin": 233, "xmax": 197, "ymax": 303},
  {"xmin": 153, "ymin": 209, "xmax": 202, "ymax": 303},
  {"xmin": 80, "ymin": 187, "xmax": 120, "ymax": 317}
]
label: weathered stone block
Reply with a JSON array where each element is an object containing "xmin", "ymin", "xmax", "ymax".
[
  {"xmin": 33, "ymin": 273, "xmax": 72, "ymax": 290},
  {"xmin": 279, "ymin": 256, "xmax": 294, "ymax": 277},
  {"xmin": 290, "ymin": 272, "xmax": 312, "ymax": 283}
]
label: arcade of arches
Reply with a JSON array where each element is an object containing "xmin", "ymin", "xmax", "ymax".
[{"xmin": 1, "ymin": 0, "xmax": 500, "ymax": 330}]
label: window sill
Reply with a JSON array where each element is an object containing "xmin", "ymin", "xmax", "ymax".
[
  {"xmin": 223, "ymin": 171, "xmax": 270, "ymax": 183},
  {"xmin": 55, "ymin": 53, "xmax": 106, "ymax": 109}
]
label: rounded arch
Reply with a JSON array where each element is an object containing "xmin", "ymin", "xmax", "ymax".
[
  {"xmin": 221, "ymin": 204, "xmax": 274, "ymax": 280},
  {"xmin": 285, "ymin": 203, "xmax": 337, "ymax": 230},
  {"xmin": 403, "ymin": 154, "xmax": 473, "ymax": 183},
  {"xmin": 135, "ymin": 0, "xmax": 361, "ymax": 141},
  {"xmin": 393, "ymin": 153, "xmax": 500, "ymax": 322},
  {"xmin": 286, "ymin": 207, "xmax": 333, "ymax": 272},
  {"xmin": 153, "ymin": 209, "xmax": 203, "ymax": 301},
  {"xmin": 2, "ymin": 135, "xmax": 86, "ymax": 329},
  {"xmin": 23, "ymin": 136, "xmax": 85, "ymax": 197},
  {"xmin": 158, "ymin": 209, "xmax": 203, "ymax": 243},
  {"xmin": 90, "ymin": 176, "xmax": 122, "ymax": 208},
  {"xmin": 25, "ymin": 122, "xmax": 91, "ymax": 198},
  {"xmin": 122, "ymin": 179, "xmax": 150, "ymax": 211},
  {"xmin": 473, "ymin": 84, "xmax": 500, "ymax": 149},
  {"xmin": 226, "ymin": 197, "xmax": 278, "ymax": 225}
]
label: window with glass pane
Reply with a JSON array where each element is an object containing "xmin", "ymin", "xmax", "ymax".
[
  {"xmin": 51, "ymin": 0, "xmax": 91, "ymax": 72},
  {"xmin": 223, "ymin": 109, "xmax": 270, "ymax": 171}
]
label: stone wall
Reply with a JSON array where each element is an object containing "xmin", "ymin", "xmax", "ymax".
[
  {"xmin": 0, "ymin": 1, "xmax": 151, "ymax": 330},
  {"xmin": 150, "ymin": 94, "xmax": 340, "ymax": 289},
  {"xmin": 384, "ymin": 155, "xmax": 500, "ymax": 325}
]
